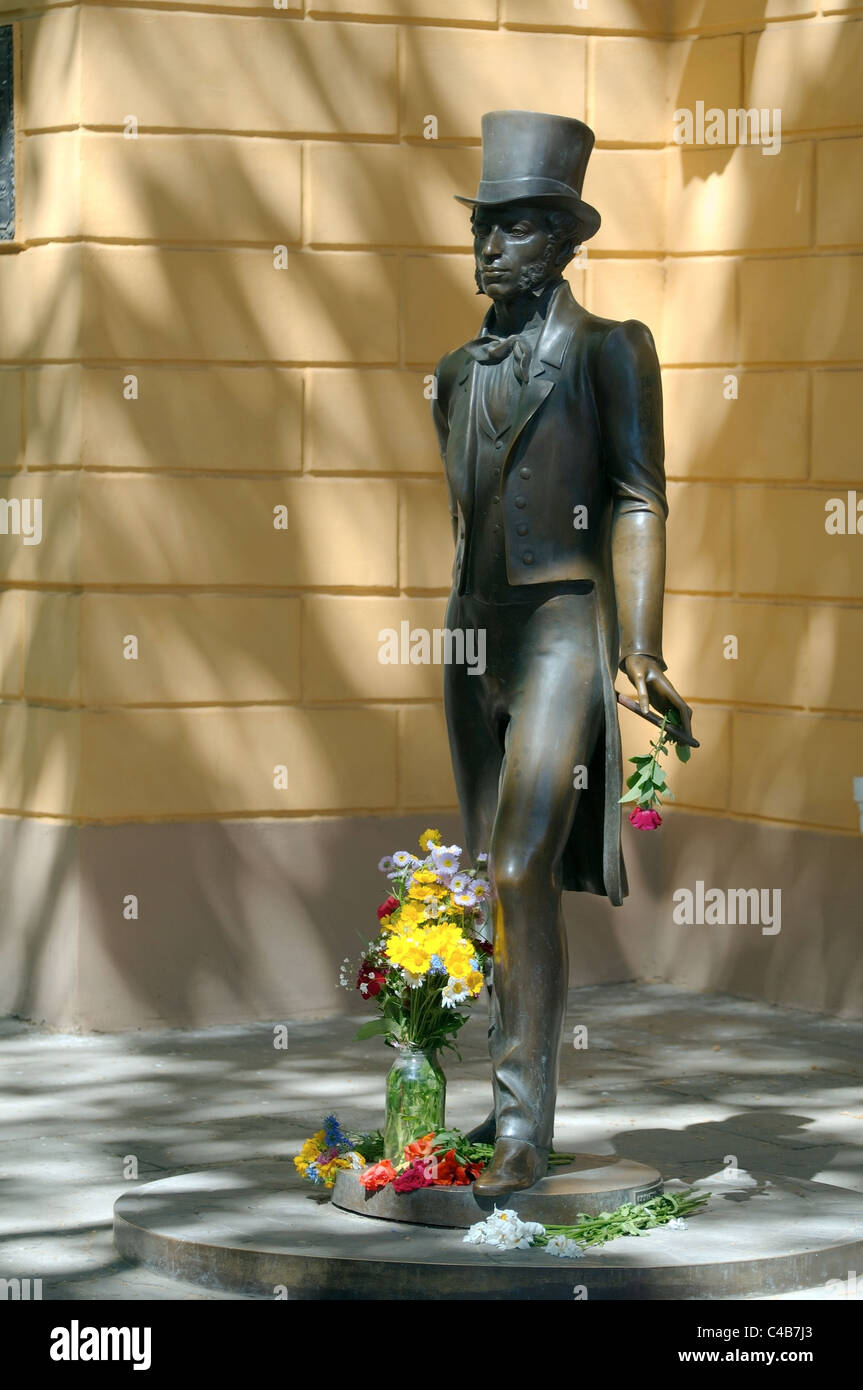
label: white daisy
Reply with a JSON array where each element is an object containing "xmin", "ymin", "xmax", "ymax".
[
  {"xmin": 431, "ymin": 844, "xmax": 462, "ymax": 876},
  {"xmin": 453, "ymin": 888, "xmax": 478, "ymax": 907},
  {"xmin": 442, "ymin": 978, "xmax": 471, "ymax": 1008}
]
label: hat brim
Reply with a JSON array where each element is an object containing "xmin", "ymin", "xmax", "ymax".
[{"xmin": 454, "ymin": 191, "xmax": 601, "ymax": 242}]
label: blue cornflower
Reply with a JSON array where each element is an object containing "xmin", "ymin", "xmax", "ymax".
[
  {"xmin": 323, "ymin": 1113, "xmax": 347, "ymax": 1148},
  {"xmin": 430, "ymin": 954, "xmax": 447, "ymax": 975},
  {"xmin": 306, "ymin": 1160, "xmax": 323, "ymax": 1185}
]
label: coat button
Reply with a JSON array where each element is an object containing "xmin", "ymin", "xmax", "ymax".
[
  {"xmin": 519, "ymin": 467, "xmax": 531, "ymax": 479},
  {"xmin": 522, "ymin": 551, "xmax": 534, "ymax": 564},
  {"xmin": 495, "ymin": 441, "xmax": 503, "ymax": 451},
  {"xmin": 516, "ymin": 523, "xmax": 528, "ymax": 536},
  {"xmin": 515, "ymin": 496, "xmax": 527, "ymax": 509}
]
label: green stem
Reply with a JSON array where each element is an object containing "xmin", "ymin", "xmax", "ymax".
[{"xmin": 639, "ymin": 709, "xmax": 671, "ymax": 809}]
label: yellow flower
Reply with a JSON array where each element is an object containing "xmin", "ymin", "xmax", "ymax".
[
  {"xmin": 298, "ymin": 1131, "xmax": 324, "ymax": 1160},
  {"xmin": 419, "ymin": 828, "xmax": 442, "ymax": 851},
  {"xmin": 410, "ymin": 869, "xmax": 439, "ymax": 887},
  {"xmin": 316, "ymin": 1153, "xmax": 366, "ymax": 1187},
  {"xmin": 408, "ymin": 887, "xmax": 447, "ymax": 907},
  {"xmin": 442, "ymin": 949, "xmax": 473, "ymax": 979},
  {"xmin": 466, "ymin": 969, "xmax": 485, "ymax": 997},
  {"xmin": 387, "ymin": 901, "xmax": 423, "ymax": 935},
  {"xmin": 386, "ymin": 935, "xmax": 433, "ymax": 976},
  {"xmin": 293, "ymin": 1129, "xmax": 326, "ymax": 1175},
  {"xmin": 424, "ymin": 922, "xmax": 463, "ymax": 958}
]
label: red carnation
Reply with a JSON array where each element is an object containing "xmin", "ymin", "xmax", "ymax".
[
  {"xmin": 358, "ymin": 1159, "xmax": 397, "ymax": 1193},
  {"xmin": 433, "ymin": 1149, "xmax": 469, "ymax": 1186},
  {"xmin": 629, "ymin": 807, "xmax": 662, "ymax": 831},
  {"xmin": 377, "ymin": 896, "xmax": 400, "ymax": 921},
  {"xmin": 356, "ymin": 960, "xmax": 388, "ymax": 998}
]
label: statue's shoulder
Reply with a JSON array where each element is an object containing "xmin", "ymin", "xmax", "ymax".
[
  {"xmin": 568, "ymin": 302, "xmax": 660, "ymax": 379},
  {"xmin": 433, "ymin": 344, "xmax": 470, "ymax": 403},
  {"xmin": 564, "ymin": 290, "xmax": 658, "ymax": 355}
]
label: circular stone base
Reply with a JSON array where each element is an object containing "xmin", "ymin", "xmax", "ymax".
[
  {"xmin": 114, "ymin": 1161, "xmax": 863, "ymax": 1300},
  {"xmin": 331, "ymin": 1154, "xmax": 662, "ymax": 1228}
]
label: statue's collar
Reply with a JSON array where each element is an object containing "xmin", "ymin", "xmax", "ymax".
[
  {"xmin": 482, "ymin": 275, "xmax": 564, "ymax": 339},
  {"xmin": 474, "ymin": 278, "xmax": 575, "ymax": 378}
]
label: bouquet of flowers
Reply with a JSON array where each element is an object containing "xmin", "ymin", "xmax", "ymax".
[
  {"xmin": 293, "ymin": 1114, "xmax": 379, "ymax": 1188},
  {"xmin": 340, "ymin": 828, "xmax": 493, "ymax": 1055},
  {"xmin": 359, "ymin": 1127, "xmax": 492, "ymax": 1195}
]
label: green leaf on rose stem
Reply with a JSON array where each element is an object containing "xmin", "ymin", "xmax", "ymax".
[
  {"xmin": 667, "ymin": 707, "xmax": 682, "ymax": 726},
  {"xmin": 675, "ymin": 741, "xmax": 691, "ymax": 763},
  {"xmin": 619, "ymin": 785, "xmax": 643, "ymax": 803},
  {"xmin": 354, "ymin": 1017, "xmax": 390, "ymax": 1041},
  {"xmin": 626, "ymin": 771, "xmax": 641, "ymax": 789}
]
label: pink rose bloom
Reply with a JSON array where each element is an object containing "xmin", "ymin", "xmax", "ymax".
[
  {"xmin": 629, "ymin": 807, "xmax": 662, "ymax": 830},
  {"xmin": 392, "ymin": 1159, "xmax": 435, "ymax": 1194}
]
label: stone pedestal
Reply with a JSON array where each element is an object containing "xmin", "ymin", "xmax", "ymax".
[
  {"xmin": 113, "ymin": 1161, "xmax": 863, "ymax": 1300},
  {"xmin": 331, "ymin": 1153, "xmax": 662, "ymax": 1228}
]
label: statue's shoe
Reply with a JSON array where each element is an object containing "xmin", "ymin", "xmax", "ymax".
[
  {"xmin": 466, "ymin": 1110, "xmax": 496, "ymax": 1146},
  {"xmin": 472, "ymin": 1137, "xmax": 548, "ymax": 1198}
]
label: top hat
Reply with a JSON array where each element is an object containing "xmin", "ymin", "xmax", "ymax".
[{"xmin": 455, "ymin": 109, "xmax": 601, "ymax": 242}]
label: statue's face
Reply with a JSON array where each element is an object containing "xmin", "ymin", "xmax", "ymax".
[{"xmin": 472, "ymin": 203, "xmax": 561, "ymax": 301}]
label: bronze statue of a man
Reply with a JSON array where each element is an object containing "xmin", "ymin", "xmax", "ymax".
[{"xmin": 431, "ymin": 111, "xmax": 693, "ymax": 1197}]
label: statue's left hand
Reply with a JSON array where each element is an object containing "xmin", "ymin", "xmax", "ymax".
[{"xmin": 623, "ymin": 654, "xmax": 693, "ymax": 743}]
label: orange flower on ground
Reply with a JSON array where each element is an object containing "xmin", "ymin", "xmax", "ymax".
[
  {"xmin": 403, "ymin": 1132, "xmax": 436, "ymax": 1163},
  {"xmin": 431, "ymin": 1149, "xmax": 486, "ymax": 1186},
  {"xmin": 358, "ymin": 1160, "xmax": 397, "ymax": 1193},
  {"xmin": 433, "ymin": 1149, "xmax": 468, "ymax": 1186}
]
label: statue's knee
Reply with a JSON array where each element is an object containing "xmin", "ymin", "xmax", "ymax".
[{"xmin": 492, "ymin": 849, "xmax": 546, "ymax": 898}]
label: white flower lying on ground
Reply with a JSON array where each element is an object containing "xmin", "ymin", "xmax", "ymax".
[
  {"xmin": 667, "ymin": 1216, "xmax": 687, "ymax": 1230},
  {"xmin": 463, "ymin": 1207, "xmax": 544, "ymax": 1251},
  {"xmin": 544, "ymin": 1233, "xmax": 584, "ymax": 1258}
]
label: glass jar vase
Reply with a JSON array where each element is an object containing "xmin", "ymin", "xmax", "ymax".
[{"xmin": 383, "ymin": 1044, "xmax": 446, "ymax": 1161}]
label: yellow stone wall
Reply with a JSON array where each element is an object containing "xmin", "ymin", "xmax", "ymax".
[{"xmin": 1, "ymin": 0, "xmax": 861, "ymax": 838}]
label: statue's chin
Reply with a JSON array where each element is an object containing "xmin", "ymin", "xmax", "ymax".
[
  {"xmin": 482, "ymin": 281, "xmax": 511, "ymax": 301},
  {"xmin": 477, "ymin": 268, "xmax": 559, "ymax": 302}
]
